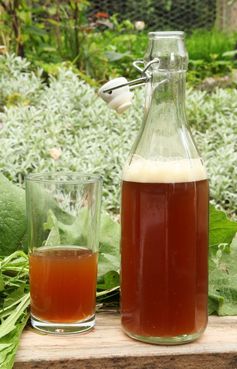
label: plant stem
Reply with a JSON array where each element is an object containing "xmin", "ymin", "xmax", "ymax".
[
  {"xmin": 73, "ymin": 2, "xmax": 79, "ymax": 57},
  {"xmin": 0, "ymin": 0, "xmax": 25, "ymax": 57}
]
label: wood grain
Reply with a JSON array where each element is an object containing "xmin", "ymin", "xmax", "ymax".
[{"xmin": 14, "ymin": 314, "xmax": 237, "ymax": 369}]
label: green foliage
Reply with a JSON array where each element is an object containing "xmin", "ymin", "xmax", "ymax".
[
  {"xmin": 101, "ymin": 29, "xmax": 237, "ymax": 82},
  {"xmin": 0, "ymin": 313, "xmax": 29, "ymax": 369},
  {"xmin": 98, "ymin": 214, "xmax": 120, "ymax": 278},
  {"xmin": 208, "ymin": 204, "xmax": 237, "ymax": 314},
  {"xmin": 0, "ymin": 174, "xmax": 26, "ymax": 256},
  {"xmin": 109, "ymin": 14, "xmax": 135, "ymax": 33},
  {"xmin": 209, "ymin": 205, "xmax": 237, "ymax": 252},
  {"xmin": 0, "ymin": 54, "xmax": 236, "ymax": 217},
  {"xmin": 0, "ymin": 251, "xmax": 30, "ymax": 369},
  {"xmin": 2, "ymin": 0, "xmax": 236, "ymax": 84},
  {"xmin": 209, "ymin": 229, "xmax": 237, "ymax": 315},
  {"xmin": 73, "ymin": 29, "xmax": 237, "ymax": 83},
  {"xmin": 0, "ymin": 0, "xmax": 237, "ymax": 84},
  {"xmin": 186, "ymin": 29, "xmax": 237, "ymax": 62},
  {"xmin": 0, "ymin": 54, "xmax": 43, "ymax": 109},
  {"xmin": 0, "ymin": 0, "xmax": 89, "ymax": 59},
  {"xmin": 208, "ymin": 204, "xmax": 237, "ymax": 316},
  {"xmin": 188, "ymin": 60, "xmax": 233, "ymax": 85},
  {"xmin": 187, "ymin": 88, "xmax": 237, "ymax": 217},
  {"xmin": 186, "ymin": 29, "xmax": 237, "ymax": 83},
  {"xmin": 0, "ymin": 0, "xmax": 106, "ymax": 80}
]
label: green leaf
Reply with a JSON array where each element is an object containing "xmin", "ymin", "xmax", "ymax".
[
  {"xmin": 0, "ymin": 174, "xmax": 26, "ymax": 256},
  {"xmin": 46, "ymin": 18, "xmax": 60, "ymax": 27},
  {"xmin": 0, "ymin": 272, "xmax": 4, "ymax": 292},
  {"xmin": 0, "ymin": 293, "xmax": 30, "ymax": 339},
  {"xmin": 57, "ymin": 210, "xmax": 87, "ymax": 246},
  {"xmin": 0, "ymin": 251, "xmax": 29, "ymax": 369},
  {"xmin": 208, "ymin": 206, "xmax": 237, "ymax": 315},
  {"xmin": 25, "ymin": 181, "xmax": 74, "ymax": 249},
  {"xmin": 222, "ymin": 50, "xmax": 237, "ymax": 58},
  {"xmin": 97, "ymin": 270, "xmax": 120, "ymax": 290},
  {"xmin": 105, "ymin": 51, "xmax": 130, "ymax": 62},
  {"xmin": 0, "ymin": 312, "xmax": 29, "ymax": 369},
  {"xmin": 1, "ymin": 250, "xmax": 28, "ymax": 270},
  {"xmin": 208, "ymin": 236, "xmax": 237, "ymax": 315},
  {"xmin": 40, "ymin": 46, "xmax": 58, "ymax": 53},
  {"xmin": 209, "ymin": 204, "xmax": 237, "ymax": 251},
  {"xmin": 3, "ymin": 286, "xmax": 25, "ymax": 309},
  {"xmin": 44, "ymin": 209, "xmax": 61, "ymax": 246},
  {"xmin": 98, "ymin": 213, "xmax": 120, "ymax": 277},
  {"xmin": 99, "ymin": 213, "xmax": 120, "ymax": 255},
  {"xmin": 25, "ymin": 25, "xmax": 47, "ymax": 37},
  {"xmin": 47, "ymin": 6, "xmax": 57, "ymax": 16},
  {"xmin": 98, "ymin": 252, "xmax": 119, "ymax": 277},
  {"xmin": 208, "ymin": 292, "xmax": 224, "ymax": 315}
]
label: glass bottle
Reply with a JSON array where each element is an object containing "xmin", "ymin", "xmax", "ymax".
[{"xmin": 120, "ymin": 32, "xmax": 209, "ymax": 345}]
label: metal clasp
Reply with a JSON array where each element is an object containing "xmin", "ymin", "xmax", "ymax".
[{"xmin": 102, "ymin": 58, "xmax": 160, "ymax": 93}]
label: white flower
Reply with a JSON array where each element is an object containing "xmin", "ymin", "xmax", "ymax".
[
  {"xmin": 135, "ymin": 21, "xmax": 145, "ymax": 31},
  {"xmin": 49, "ymin": 147, "xmax": 62, "ymax": 160}
]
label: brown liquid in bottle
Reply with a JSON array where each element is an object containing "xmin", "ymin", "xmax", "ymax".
[{"xmin": 121, "ymin": 159, "xmax": 208, "ymax": 338}]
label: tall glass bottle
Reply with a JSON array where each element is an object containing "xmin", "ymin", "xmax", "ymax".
[{"xmin": 120, "ymin": 32, "xmax": 208, "ymax": 345}]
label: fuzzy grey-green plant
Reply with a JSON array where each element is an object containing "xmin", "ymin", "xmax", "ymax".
[
  {"xmin": 188, "ymin": 88, "xmax": 237, "ymax": 217},
  {"xmin": 0, "ymin": 54, "xmax": 236, "ymax": 217},
  {"xmin": 0, "ymin": 54, "xmax": 43, "ymax": 108}
]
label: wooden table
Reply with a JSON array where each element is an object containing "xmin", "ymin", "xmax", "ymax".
[{"xmin": 14, "ymin": 313, "xmax": 237, "ymax": 369}]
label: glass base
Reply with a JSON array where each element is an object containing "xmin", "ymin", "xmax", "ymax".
[
  {"xmin": 31, "ymin": 314, "xmax": 95, "ymax": 335},
  {"xmin": 123, "ymin": 328, "xmax": 204, "ymax": 345}
]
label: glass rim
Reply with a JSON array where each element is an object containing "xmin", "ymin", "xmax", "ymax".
[
  {"xmin": 25, "ymin": 172, "xmax": 102, "ymax": 185},
  {"xmin": 148, "ymin": 31, "xmax": 184, "ymax": 39}
]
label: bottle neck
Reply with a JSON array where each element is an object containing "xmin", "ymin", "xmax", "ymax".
[
  {"xmin": 125, "ymin": 33, "xmax": 202, "ymax": 164},
  {"xmin": 144, "ymin": 70, "xmax": 187, "ymax": 129},
  {"xmin": 131, "ymin": 69, "xmax": 200, "ymax": 161}
]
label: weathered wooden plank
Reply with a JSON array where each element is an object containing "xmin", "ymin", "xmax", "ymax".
[{"xmin": 14, "ymin": 314, "xmax": 237, "ymax": 369}]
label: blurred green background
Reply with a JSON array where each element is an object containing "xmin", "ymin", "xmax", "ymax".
[{"xmin": 1, "ymin": 0, "xmax": 237, "ymax": 85}]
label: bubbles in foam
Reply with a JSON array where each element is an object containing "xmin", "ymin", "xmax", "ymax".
[{"xmin": 122, "ymin": 155, "xmax": 207, "ymax": 183}]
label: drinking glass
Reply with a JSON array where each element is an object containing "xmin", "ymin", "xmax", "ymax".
[{"xmin": 26, "ymin": 172, "xmax": 102, "ymax": 334}]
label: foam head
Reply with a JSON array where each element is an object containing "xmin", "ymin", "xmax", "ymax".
[{"xmin": 122, "ymin": 156, "xmax": 207, "ymax": 183}]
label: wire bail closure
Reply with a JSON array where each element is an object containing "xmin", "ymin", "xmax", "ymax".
[
  {"xmin": 98, "ymin": 58, "xmax": 160, "ymax": 113},
  {"xmin": 102, "ymin": 58, "xmax": 160, "ymax": 93}
]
